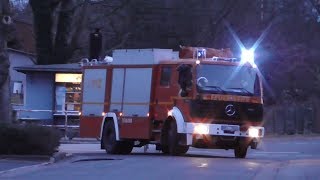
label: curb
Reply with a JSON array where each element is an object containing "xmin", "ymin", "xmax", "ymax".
[
  {"xmin": 0, "ymin": 152, "xmax": 72, "ymax": 163},
  {"xmin": 0, "ymin": 152, "xmax": 73, "ymax": 176},
  {"xmin": 60, "ymin": 138, "xmax": 100, "ymax": 144},
  {"xmin": 50, "ymin": 152, "xmax": 73, "ymax": 163},
  {"xmin": 60, "ymin": 140, "xmax": 100, "ymax": 144},
  {"xmin": 0, "ymin": 155, "xmax": 51, "ymax": 161}
]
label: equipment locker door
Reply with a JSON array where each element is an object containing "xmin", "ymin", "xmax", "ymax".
[
  {"xmin": 82, "ymin": 69, "xmax": 107, "ymax": 116},
  {"xmin": 80, "ymin": 68, "xmax": 107, "ymax": 138},
  {"xmin": 110, "ymin": 67, "xmax": 152, "ymax": 139}
]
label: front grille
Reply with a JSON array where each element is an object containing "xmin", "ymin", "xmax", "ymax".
[{"xmin": 189, "ymin": 100, "xmax": 263, "ymax": 124}]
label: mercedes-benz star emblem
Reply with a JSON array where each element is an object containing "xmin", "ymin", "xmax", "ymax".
[{"xmin": 225, "ymin": 104, "xmax": 236, "ymax": 116}]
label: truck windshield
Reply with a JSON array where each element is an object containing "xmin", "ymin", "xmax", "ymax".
[{"xmin": 196, "ymin": 64, "xmax": 260, "ymax": 96}]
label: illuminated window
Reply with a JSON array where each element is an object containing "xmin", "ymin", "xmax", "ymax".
[
  {"xmin": 55, "ymin": 73, "xmax": 82, "ymax": 115},
  {"xmin": 55, "ymin": 73, "xmax": 82, "ymax": 83}
]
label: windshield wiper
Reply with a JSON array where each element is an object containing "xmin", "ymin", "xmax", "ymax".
[
  {"xmin": 202, "ymin": 85, "xmax": 226, "ymax": 94},
  {"xmin": 226, "ymin": 87, "xmax": 253, "ymax": 95}
]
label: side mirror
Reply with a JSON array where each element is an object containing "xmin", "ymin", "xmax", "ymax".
[{"xmin": 177, "ymin": 64, "xmax": 192, "ymax": 97}]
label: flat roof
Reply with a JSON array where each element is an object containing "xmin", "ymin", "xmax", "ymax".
[{"xmin": 14, "ymin": 63, "xmax": 82, "ymax": 74}]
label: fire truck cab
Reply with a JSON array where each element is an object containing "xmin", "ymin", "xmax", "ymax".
[{"xmin": 80, "ymin": 48, "xmax": 264, "ymax": 158}]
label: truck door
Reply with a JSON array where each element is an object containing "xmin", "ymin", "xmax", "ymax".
[
  {"xmin": 153, "ymin": 65, "xmax": 180, "ymax": 120},
  {"xmin": 110, "ymin": 67, "xmax": 153, "ymax": 139}
]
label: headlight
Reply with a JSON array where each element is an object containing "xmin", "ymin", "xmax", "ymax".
[
  {"xmin": 194, "ymin": 124, "xmax": 209, "ymax": 134},
  {"xmin": 248, "ymin": 127, "xmax": 259, "ymax": 138}
]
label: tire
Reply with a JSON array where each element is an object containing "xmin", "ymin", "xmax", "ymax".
[
  {"xmin": 178, "ymin": 146, "xmax": 189, "ymax": 154},
  {"xmin": 161, "ymin": 146, "xmax": 169, "ymax": 154},
  {"xmin": 167, "ymin": 121, "xmax": 189, "ymax": 155},
  {"xmin": 234, "ymin": 145, "xmax": 248, "ymax": 158},
  {"xmin": 251, "ymin": 142, "xmax": 258, "ymax": 149},
  {"xmin": 119, "ymin": 141, "xmax": 134, "ymax": 154},
  {"xmin": 103, "ymin": 120, "xmax": 122, "ymax": 154}
]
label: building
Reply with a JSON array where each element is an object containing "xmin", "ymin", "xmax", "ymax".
[
  {"xmin": 8, "ymin": 19, "xmax": 83, "ymax": 132},
  {"xmin": 13, "ymin": 64, "xmax": 82, "ymax": 124},
  {"xmin": 7, "ymin": 19, "xmax": 36, "ymax": 118},
  {"xmin": 9, "ymin": 48, "xmax": 35, "ymax": 109}
]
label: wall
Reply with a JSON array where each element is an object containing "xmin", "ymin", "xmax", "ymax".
[
  {"xmin": 9, "ymin": 49, "xmax": 35, "ymax": 109},
  {"xmin": 19, "ymin": 72, "xmax": 55, "ymax": 121}
]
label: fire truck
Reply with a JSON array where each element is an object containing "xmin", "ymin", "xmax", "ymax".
[{"xmin": 79, "ymin": 47, "xmax": 264, "ymax": 158}]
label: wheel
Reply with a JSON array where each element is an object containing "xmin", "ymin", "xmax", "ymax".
[
  {"xmin": 119, "ymin": 141, "xmax": 134, "ymax": 154},
  {"xmin": 161, "ymin": 146, "xmax": 169, "ymax": 154},
  {"xmin": 103, "ymin": 120, "xmax": 122, "ymax": 154},
  {"xmin": 234, "ymin": 145, "xmax": 248, "ymax": 158},
  {"xmin": 251, "ymin": 142, "xmax": 258, "ymax": 149},
  {"xmin": 178, "ymin": 146, "xmax": 189, "ymax": 154},
  {"xmin": 167, "ymin": 121, "xmax": 189, "ymax": 155}
]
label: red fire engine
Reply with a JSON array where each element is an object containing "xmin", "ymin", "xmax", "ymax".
[{"xmin": 79, "ymin": 47, "xmax": 264, "ymax": 158}]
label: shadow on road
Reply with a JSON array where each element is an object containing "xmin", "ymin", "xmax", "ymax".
[
  {"xmin": 131, "ymin": 152, "xmax": 235, "ymax": 159},
  {"xmin": 69, "ymin": 151, "xmax": 236, "ymax": 163}
]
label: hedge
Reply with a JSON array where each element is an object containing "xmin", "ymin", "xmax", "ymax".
[{"xmin": 0, "ymin": 123, "xmax": 60, "ymax": 155}]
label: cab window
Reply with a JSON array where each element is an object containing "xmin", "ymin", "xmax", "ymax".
[{"xmin": 160, "ymin": 67, "xmax": 172, "ymax": 86}]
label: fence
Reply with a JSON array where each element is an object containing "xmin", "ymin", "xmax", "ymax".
[
  {"xmin": 263, "ymin": 105, "xmax": 315, "ymax": 135},
  {"xmin": 13, "ymin": 109, "xmax": 80, "ymax": 139}
]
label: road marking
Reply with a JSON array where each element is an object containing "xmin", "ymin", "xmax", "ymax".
[
  {"xmin": 298, "ymin": 154, "xmax": 313, "ymax": 158},
  {"xmin": 278, "ymin": 142, "xmax": 289, "ymax": 144},
  {"xmin": 251, "ymin": 154, "xmax": 288, "ymax": 157},
  {"xmin": 295, "ymin": 142, "xmax": 308, "ymax": 145},
  {"xmin": 254, "ymin": 152, "xmax": 301, "ymax": 154}
]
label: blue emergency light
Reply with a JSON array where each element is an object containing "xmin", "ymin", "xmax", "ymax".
[
  {"xmin": 241, "ymin": 48, "xmax": 257, "ymax": 68},
  {"xmin": 196, "ymin": 49, "xmax": 206, "ymax": 59}
]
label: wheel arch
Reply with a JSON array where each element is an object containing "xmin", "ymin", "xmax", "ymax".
[
  {"xmin": 161, "ymin": 107, "xmax": 186, "ymax": 146},
  {"xmin": 170, "ymin": 106, "xmax": 186, "ymax": 133},
  {"xmin": 100, "ymin": 112, "xmax": 120, "ymax": 149}
]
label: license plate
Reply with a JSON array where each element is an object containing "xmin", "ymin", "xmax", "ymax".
[{"xmin": 221, "ymin": 125, "xmax": 239, "ymax": 132}]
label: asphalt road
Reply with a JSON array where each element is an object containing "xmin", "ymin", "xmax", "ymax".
[{"xmin": 1, "ymin": 136, "xmax": 320, "ymax": 180}]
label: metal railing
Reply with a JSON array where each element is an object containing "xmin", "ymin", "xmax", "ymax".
[{"xmin": 14, "ymin": 109, "xmax": 80, "ymax": 139}]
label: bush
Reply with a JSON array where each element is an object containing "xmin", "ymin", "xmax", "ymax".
[{"xmin": 0, "ymin": 124, "xmax": 60, "ymax": 155}]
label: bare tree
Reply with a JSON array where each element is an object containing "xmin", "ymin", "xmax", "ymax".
[
  {"xmin": 0, "ymin": 0, "xmax": 12, "ymax": 123},
  {"xmin": 29, "ymin": 0, "xmax": 76, "ymax": 65},
  {"xmin": 30, "ymin": 0, "xmax": 131, "ymax": 64},
  {"xmin": 68, "ymin": 0, "xmax": 131, "ymax": 61}
]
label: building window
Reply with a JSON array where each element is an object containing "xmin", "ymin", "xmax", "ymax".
[
  {"xmin": 55, "ymin": 74, "xmax": 82, "ymax": 115},
  {"xmin": 160, "ymin": 67, "xmax": 172, "ymax": 86},
  {"xmin": 11, "ymin": 81, "xmax": 24, "ymax": 105},
  {"xmin": 55, "ymin": 73, "xmax": 82, "ymax": 83}
]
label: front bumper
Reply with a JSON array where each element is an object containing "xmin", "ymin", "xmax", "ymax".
[{"xmin": 185, "ymin": 123, "xmax": 264, "ymax": 146}]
